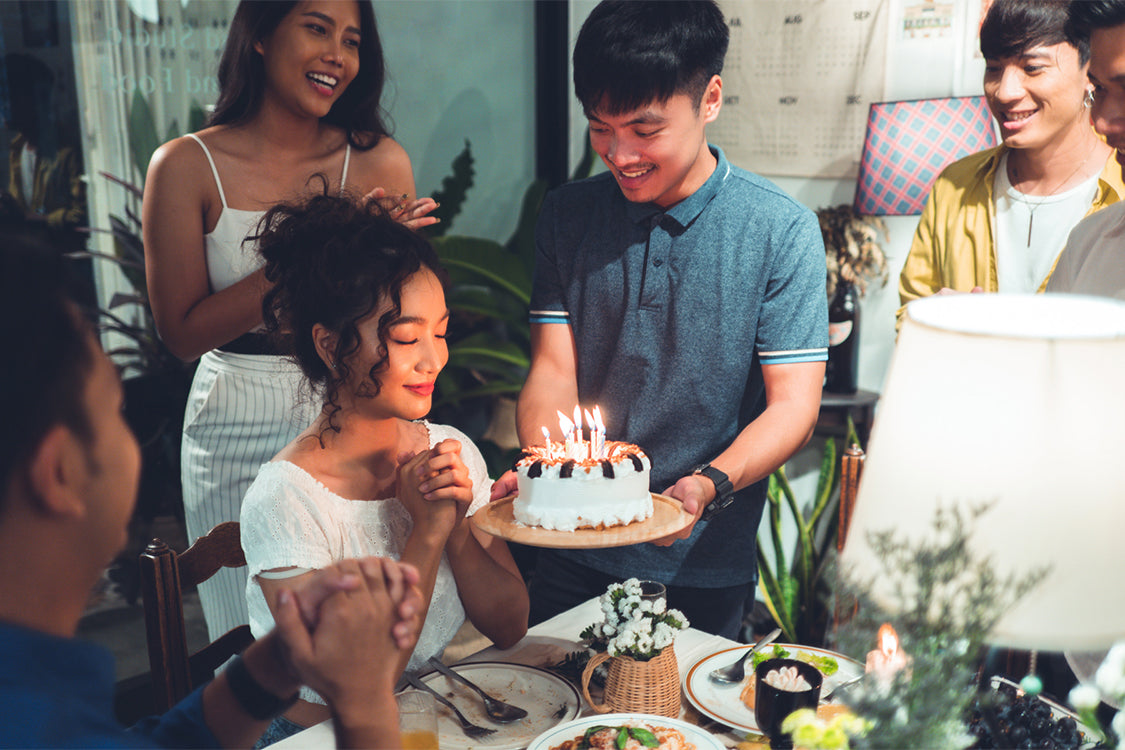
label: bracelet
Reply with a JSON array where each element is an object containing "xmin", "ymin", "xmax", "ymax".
[{"xmin": 225, "ymin": 653, "xmax": 299, "ymax": 721}]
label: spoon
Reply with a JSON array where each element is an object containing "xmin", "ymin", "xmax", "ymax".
[
  {"xmin": 708, "ymin": 627, "xmax": 783, "ymax": 684},
  {"xmin": 426, "ymin": 657, "xmax": 529, "ymax": 723}
]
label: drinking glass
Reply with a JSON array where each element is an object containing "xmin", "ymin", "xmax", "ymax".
[
  {"xmin": 397, "ymin": 689, "xmax": 438, "ymax": 750},
  {"xmin": 638, "ymin": 580, "xmax": 666, "ymax": 603}
]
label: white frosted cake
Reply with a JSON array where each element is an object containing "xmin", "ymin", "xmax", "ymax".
[{"xmin": 512, "ymin": 441, "xmax": 652, "ymax": 531}]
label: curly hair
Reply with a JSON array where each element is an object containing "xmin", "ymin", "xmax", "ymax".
[
  {"xmin": 255, "ymin": 186, "xmax": 447, "ymax": 437},
  {"xmin": 209, "ymin": 0, "xmax": 390, "ymax": 149}
]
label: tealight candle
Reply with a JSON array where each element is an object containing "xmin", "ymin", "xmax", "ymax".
[{"xmin": 865, "ymin": 623, "xmax": 911, "ymax": 690}]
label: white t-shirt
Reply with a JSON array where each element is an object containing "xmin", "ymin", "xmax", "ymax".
[
  {"xmin": 240, "ymin": 421, "xmax": 491, "ymax": 705},
  {"xmin": 1048, "ymin": 202, "xmax": 1125, "ymax": 300},
  {"xmin": 994, "ymin": 151, "xmax": 1100, "ymax": 293}
]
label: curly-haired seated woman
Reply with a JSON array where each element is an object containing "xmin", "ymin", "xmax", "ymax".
[{"xmin": 239, "ymin": 191, "xmax": 528, "ymax": 745}]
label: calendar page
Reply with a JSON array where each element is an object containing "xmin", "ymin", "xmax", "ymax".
[{"xmin": 712, "ymin": 0, "xmax": 889, "ymax": 178}]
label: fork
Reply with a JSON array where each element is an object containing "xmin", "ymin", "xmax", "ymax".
[
  {"xmin": 405, "ymin": 673, "xmax": 497, "ymax": 740},
  {"xmin": 426, "ymin": 657, "xmax": 529, "ymax": 723}
]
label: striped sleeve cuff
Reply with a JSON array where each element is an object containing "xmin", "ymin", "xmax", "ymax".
[
  {"xmin": 760, "ymin": 347, "xmax": 828, "ymax": 365},
  {"xmin": 529, "ymin": 309, "xmax": 570, "ymax": 325}
]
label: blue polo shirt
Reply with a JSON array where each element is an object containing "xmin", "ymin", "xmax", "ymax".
[
  {"xmin": 529, "ymin": 145, "xmax": 827, "ymax": 587},
  {"xmin": 0, "ymin": 621, "xmax": 219, "ymax": 748}
]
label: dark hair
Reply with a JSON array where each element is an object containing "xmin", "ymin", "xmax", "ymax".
[
  {"xmin": 0, "ymin": 243, "xmax": 95, "ymax": 499},
  {"xmin": 209, "ymin": 0, "xmax": 389, "ymax": 149},
  {"xmin": 573, "ymin": 0, "xmax": 729, "ymax": 116},
  {"xmin": 257, "ymin": 188, "xmax": 447, "ymax": 435},
  {"xmin": 1067, "ymin": 0, "xmax": 1125, "ymax": 42},
  {"xmin": 981, "ymin": 0, "xmax": 1089, "ymax": 65}
]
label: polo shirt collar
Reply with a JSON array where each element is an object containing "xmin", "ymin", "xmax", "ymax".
[{"xmin": 624, "ymin": 145, "xmax": 729, "ymax": 227}]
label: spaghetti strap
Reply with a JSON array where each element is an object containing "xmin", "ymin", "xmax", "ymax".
[
  {"xmin": 186, "ymin": 133, "xmax": 229, "ymax": 209},
  {"xmin": 339, "ymin": 142, "xmax": 351, "ymax": 194}
]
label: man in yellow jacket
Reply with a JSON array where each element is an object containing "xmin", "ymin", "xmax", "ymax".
[{"xmin": 898, "ymin": 0, "xmax": 1125, "ymax": 327}]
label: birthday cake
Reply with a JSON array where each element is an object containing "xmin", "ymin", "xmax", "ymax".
[{"xmin": 513, "ymin": 440, "xmax": 652, "ymax": 532}]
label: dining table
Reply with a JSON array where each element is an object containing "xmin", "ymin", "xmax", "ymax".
[{"xmin": 273, "ymin": 596, "xmax": 770, "ymax": 749}]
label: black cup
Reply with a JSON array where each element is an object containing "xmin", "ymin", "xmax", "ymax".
[{"xmin": 753, "ymin": 657, "xmax": 824, "ymax": 749}]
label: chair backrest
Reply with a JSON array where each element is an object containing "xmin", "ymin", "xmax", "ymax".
[{"xmin": 139, "ymin": 521, "xmax": 254, "ymax": 712}]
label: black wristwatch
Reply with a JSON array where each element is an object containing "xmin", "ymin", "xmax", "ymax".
[
  {"xmin": 225, "ymin": 653, "xmax": 299, "ymax": 721},
  {"xmin": 692, "ymin": 463, "xmax": 735, "ymax": 521}
]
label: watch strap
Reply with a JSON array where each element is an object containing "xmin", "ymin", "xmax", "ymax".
[
  {"xmin": 225, "ymin": 653, "xmax": 299, "ymax": 721},
  {"xmin": 693, "ymin": 464, "xmax": 734, "ymax": 520}
]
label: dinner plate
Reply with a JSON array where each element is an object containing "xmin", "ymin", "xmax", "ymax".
[
  {"xmin": 684, "ymin": 643, "xmax": 865, "ymax": 733},
  {"xmin": 526, "ymin": 712, "xmax": 726, "ymax": 750},
  {"xmin": 418, "ymin": 661, "xmax": 580, "ymax": 750},
  {"xmin": 471, "ymin": 493, "xmax": 692, "ymax": 549}
]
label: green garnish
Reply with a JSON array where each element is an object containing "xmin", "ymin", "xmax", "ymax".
[
  {"xmin": 751, "ymin": 644, "xmax": 791, "ymax": 670},
  {"xmin": 631, "ymin": 727, "xmax": 660, "ymax": 747},
  {"xmin": 615, "ymin": 727, "xmax": 629, "ymax": 749},
  {"xmin": 580, "ymin": 726, "xmax": 610, "ymax": 749},
  {"xmin": 795, "ymin": 651, "xmax": 840, "ymax": 676}
]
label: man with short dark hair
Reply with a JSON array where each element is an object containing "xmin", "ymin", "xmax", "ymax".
[
  {"xmin": 1047, "ymin": 0, "xmax": 1125, "ymax": 297},
  {"xmin": 508, "ymin": 0, "xmax": 828, "ymax": 639},
  {"xmin": 0, "ymin": 244, "xmax": 422, "ymax": 748}
]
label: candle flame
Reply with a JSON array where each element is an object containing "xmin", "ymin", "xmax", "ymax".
[
  {"xmin": 593, "ymin": 405, "xmax": 604, "ymax": 431},
  {"xmin": 878, "ymin": 623, "xmax": 900, "ymax": 658},
  {"xmin": 557, "ymin": 410, "xmax": 574, "ymax": 435}
]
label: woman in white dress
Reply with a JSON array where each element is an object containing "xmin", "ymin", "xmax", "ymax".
[
  {"xmin": 141, "ymin": 0, "xmax": 436, "ymax": 641},
  {"xmin": 240, "ymin": 193, "xmax": 528, "ymax": 743}
]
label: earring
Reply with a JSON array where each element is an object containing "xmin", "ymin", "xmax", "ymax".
[{"xmin": 1085, "ymin": 89, "xmax": 1096, "ymax": 109}]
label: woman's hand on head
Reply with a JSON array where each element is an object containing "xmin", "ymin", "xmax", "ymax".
[{"xmin": 363, "ymin": 187, "xmax": 440, "ymax": 230}]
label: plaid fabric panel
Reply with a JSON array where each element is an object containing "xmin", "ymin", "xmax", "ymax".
[{"xmin": 854, "ymin": 96, "xmax": 998, "ymax": 216}]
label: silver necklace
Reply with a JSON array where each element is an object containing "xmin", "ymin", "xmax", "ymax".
[{"xmin": 1010, "ymin": 141, "xmax": 1098, "ymax": 247}]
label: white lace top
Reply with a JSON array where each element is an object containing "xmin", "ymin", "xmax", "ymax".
[{"xmin": 240, "ymin": 421, "xmax": 491, "ymax": 705}]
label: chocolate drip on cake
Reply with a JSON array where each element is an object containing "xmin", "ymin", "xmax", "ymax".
[
  {"xmin": 513, "ymin": 450, "xmax": 536, "ymax": 471},
  {"xmin": 600, "ymin": 459, "xmax": 615, "ymax": 478},
  {"xmin": 628, "ymin": 453, "xmax": 644, "ymax": 472},
  {"xmin": 527, "ymin": 460, "xmax": 544, "ymax": 478},
  {"xmin": 560, "ymin": 460, "xmax": 577, "ymax": 478}
]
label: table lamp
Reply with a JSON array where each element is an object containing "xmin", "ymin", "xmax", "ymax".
[
  {"xmin": 853, "ymin": 96, "xmax": 997, "ymax": 216},
  {"xmin": 840, "ymin": 293, "xmax": 1125, "ymax": 651}
]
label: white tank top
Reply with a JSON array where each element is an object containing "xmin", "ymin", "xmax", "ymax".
[{"xmin": 186, "ymin": 133, "xmax": 352, "ymax": 293}]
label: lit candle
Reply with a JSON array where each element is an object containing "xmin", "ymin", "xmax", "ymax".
[
  {"xmin": 541, "ymin": 426, "xmax": 553, "ymax": 460},
  {"xmin": 584, "ymin": 409, "xmax": 595, "ymax": 460},
  {"xmin": 593, "ymin": 405, "xmax": 605, "ymax": 459},
  {"xmin": 573, "ymin": 405, "xmax": 583, "ymax": 457},
  {"xmin": 557, "ymin": 411, "xmax": 575, "ymax": 460},
  {"xmin": 865, "ymin": 623, "xmax": 911, "ymax": 690}
]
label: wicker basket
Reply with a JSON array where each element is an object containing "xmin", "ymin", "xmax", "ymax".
[{"xmin": 581, "ymin": 643, "xmax": 680, "ymax": 717}]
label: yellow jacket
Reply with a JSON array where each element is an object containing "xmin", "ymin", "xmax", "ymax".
[
  {"xmin": 896, "ymin": 145, "xmax": 1125, "ymax": 327},
  {"xmin": 7, "ymin": 133, "xmax": 86, "ymax": 231}
]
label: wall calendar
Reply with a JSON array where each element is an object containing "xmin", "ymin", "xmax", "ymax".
[{"xmin": 712, "ymin": 0, "xmax": 889, "ymax": 178}]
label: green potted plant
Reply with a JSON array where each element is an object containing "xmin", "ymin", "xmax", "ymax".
[
  {"xmin": 756, "ymin": 418, "xmax": 862, "ymax": 647},
  {"xmin": 426, "ymin": 140, "xmax": 596, "ymax": 476}
]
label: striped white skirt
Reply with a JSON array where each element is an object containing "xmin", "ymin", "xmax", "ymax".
[{"xmin": 180, "ymin": 350, "xmax": 320, "ymax": 642}]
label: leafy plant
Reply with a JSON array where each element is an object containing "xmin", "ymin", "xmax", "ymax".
[
  {"xmin": 427, "ymin": 139, "xmax": 597, "ymax": 473},
  {"xmin": 757, "ymin": 418, "xmax": 862, "ymax": 646}
]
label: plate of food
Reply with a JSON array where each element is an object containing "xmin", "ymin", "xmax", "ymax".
[
  {"xmin": 472, "ymin": 493, "xmax": 692, "ymax": 549},
  {"xmin": 526, "ymin": 712, "xmax": 726, "ymax": 750},
  {"xmin": 419, "ymin": 662, "xmax": 581, "ymax": 750},
  {"xmin": 684, "ymin": 643, "xmax": 865, "ymax": 734}
]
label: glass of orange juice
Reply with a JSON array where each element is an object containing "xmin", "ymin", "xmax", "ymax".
[{"xmin": 397, "ymin": 689, "xmax": 439, "ymax": 749}]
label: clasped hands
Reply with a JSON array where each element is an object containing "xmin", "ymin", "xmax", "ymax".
[{"xmin": 396, "ymin": 439, "xmax": 475, "ymax": 529}]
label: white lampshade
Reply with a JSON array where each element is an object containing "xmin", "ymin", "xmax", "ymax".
[{"xmin": 840, "ymin": 293, "xmax": 1125, "ymax": 651}]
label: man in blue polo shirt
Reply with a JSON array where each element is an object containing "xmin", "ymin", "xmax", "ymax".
[{"xmin": 512, "ymin": 0, "xmax": 828, "ymax": 639}]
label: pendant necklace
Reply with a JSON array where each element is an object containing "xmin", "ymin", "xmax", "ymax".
[{"xmin": 1012, "ymin": 140, "xmax": 1099, "ymax": 248}]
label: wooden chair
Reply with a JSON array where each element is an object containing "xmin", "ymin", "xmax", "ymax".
[{"xmin": 137, "ymin": 521, "xmax": 254, "ymax": 714}]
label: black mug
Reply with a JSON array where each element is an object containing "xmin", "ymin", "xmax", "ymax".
[{"xmin": 753, "ymin": 658, "xmax": 824, "ymax": 749}]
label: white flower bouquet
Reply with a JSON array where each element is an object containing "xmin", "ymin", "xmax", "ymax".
[{"xmin": 579, "ymin": 578, "xmax": 689, "ymax": 662}]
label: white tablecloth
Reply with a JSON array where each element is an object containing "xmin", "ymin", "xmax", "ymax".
[{"xmin": 273, "ymin": 597, "xmax": 749, "ymax": 748}]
